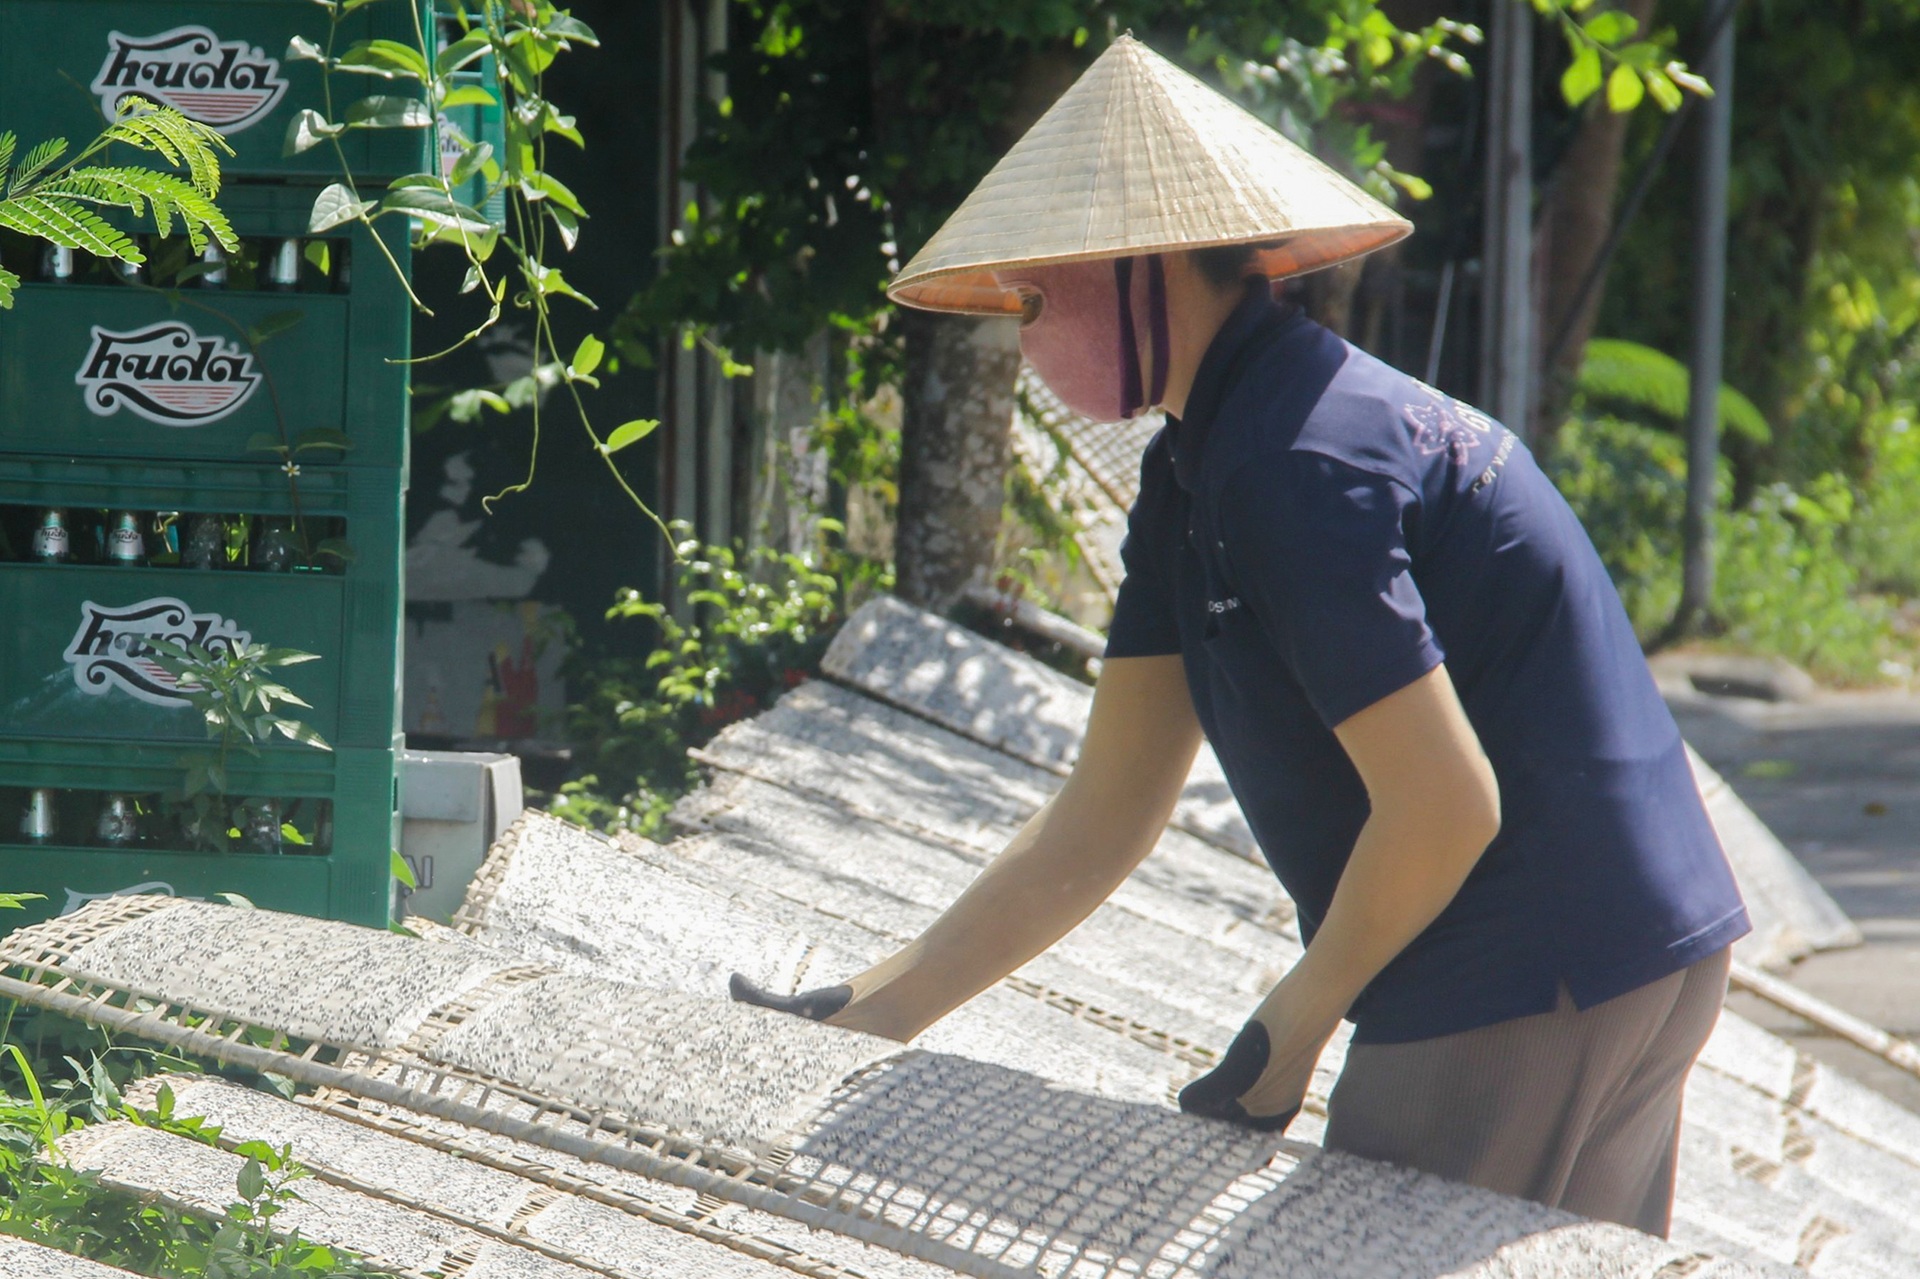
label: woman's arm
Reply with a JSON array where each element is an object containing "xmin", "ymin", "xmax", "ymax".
[
  {"xmin": 799, "ymin": 653, "xmax": 1203, "ymax": 1042},
  {"xmin": 1186, "ymin": 662, "xmax": 1500, "ymax": 1123}
]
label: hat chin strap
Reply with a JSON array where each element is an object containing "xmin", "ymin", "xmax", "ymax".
[{"xmin": 1115, "ymin": 255, "xmax": 1169, "ymax": 420}]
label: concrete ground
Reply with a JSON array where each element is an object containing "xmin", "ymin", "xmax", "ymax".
[{"xmin": 1666, "ymin": 683, "xmax": 1920, "ymax": 1113}]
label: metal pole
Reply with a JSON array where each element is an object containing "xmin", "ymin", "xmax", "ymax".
[
  {"xmin": 1480, "ymin": 0, "xmax": 1534, "ymax": 437},
  {"xmin": 1676, "ymin": 0, "xmax": 1736, "ymax": 636}
]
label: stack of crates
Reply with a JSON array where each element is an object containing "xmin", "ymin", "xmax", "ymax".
[{"xmin": 0, "ymin": 1, "xmax": 441, "ymax": 930}]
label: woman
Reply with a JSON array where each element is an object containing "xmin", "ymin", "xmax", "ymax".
[{"xmin": 734, "ymin": 35, "xmax": 1746, "ymax": 1237}]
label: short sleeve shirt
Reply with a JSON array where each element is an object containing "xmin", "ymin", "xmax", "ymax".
[{"xmin": 1108, "ymin": 285, "xmax": 1749, "ymax": 1043}]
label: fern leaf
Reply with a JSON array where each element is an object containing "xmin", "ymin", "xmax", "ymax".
[
  {"xmin": 1579, "ymin": 339, "xmax": 1691, "ymax": 420},
  {"xmin": 0, "ymin": 195, "xmax": 138, "ymax": 260},
  {"xmin": 7, "ymin": 136, "xmax": 68, "ymax": 197},
  {"xmin": 104, "ymin": 105, "xmax": 230, "ymax": 196},
  {"xmin": 1715, "ymin": 386, "xmax": 1771, "ymax": 447},
  {"xmin": 0, "ymin": 132, "xmax": 15, "ymax": 193},
  {"xmin": 1577, "ymin": 338, "xmax": 1771, "ymax": 446},
  {"xmin": 42, "ymin": 170, "xmax": 151, "ymax": 218},
  {"xmin": 44, "ymin": 167, "xmax": 236, "ymax": 254},
  {"xmin": 0, "ymin": 264, "xmax": 19, "ymax": 310}
]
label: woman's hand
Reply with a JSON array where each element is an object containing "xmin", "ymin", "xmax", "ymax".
[
  {"xmin": 1178, "ymin": 976, "xmax": 1343, "ymax": 1132},
  {"xmin": 728, "ymin": 972, "xmax": 916, "ymax": 1040},
  {"xmin": 727, "ymin": 655, "xmax": 1204, "ymax": 1044},
  {"xmin": 729, "ymin": 974, "xmax": 854, "ymax": 1023}
]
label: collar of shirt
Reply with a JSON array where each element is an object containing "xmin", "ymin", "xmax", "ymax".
[{"xmin": 1167, "ymin": 282, "xmax": 1306, "ymax": 493}]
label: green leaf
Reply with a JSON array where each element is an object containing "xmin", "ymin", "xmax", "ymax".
[
  {"xmin": 379, "ymin": 185, "xmax": 493, "ymax": 235},
  {"xmin": 1606, "ymin": 63, "xmax": 1644, "ymax": 112},
  {"xmin": 436, "ymin": 30, "xmax": 494, "ymax": 77},
  {"xmin": 273, "ymin": 718, "xmax": 333, "ymax": 752},
  {"xmin": 1387, "ymin": 169, "xmax": 1433, "ymax": 201},
  {"xmin": 449, "ymin": 387, "xmax": 512, "ymax": 421},
  {"xmin": 0, "ymin": 265, "xmax": 19, "ymax": 310},
  {"xmin": 1643, "ymin": 68, "xmax": 1683, "ymax": 112},
  {"xmin": 338, "ymin": 38, "xmax": 431, "ymax": 81},
  {"xmin": 448, "ymin": 141, "xmax": 494, "ymax": 188},
  {"xmin": 294, "ymin": 426, "xmax": 354, "ymax": 453},
  {"xmin": 601, "ymin": 419, "xmax": 659, "ymax": 455},
  {"xmin": 284, "ymin": 109, "xmax": 345, "ymax": 157},
  {"xmin": 344, "ymin": 95, "xmax": 433, "ymax": 130},
  {"xmin": 315, "ymin": 536, "xmax": 357, "ymax": 566},
  {"xmin": 1666, "ymin": 62, "xmax": 1714, "ymax": 97},
  {"xmin": 526, "ymin": 171, "xmax": 586, "ymax": 217},
  {"xmin": 440, "ymin": 84, "xmax": 499, "ymax": 109},
  {"xmin": 545, "ymin": 15, "xmax": 599, "ymax": 43},
  {"xmin": 571, "ymin": 333, "xmax": 605, "ymax": 378},
  {"xmin": 285, "ymin": 35, "xmax": 326, "ymax": 63},
  {"xmin": 309, "ymin": 183, "xmax": 376, "ymax": 232},
  {"xmin": 237, "ymin": 1156, "xmax": 267, "ymax": 1202},
  {"xmin": 1613, "ymin": 40, "xmax": 1661, "ymax": 70},
  {"xmin": 545, "ymin": 201, "xmax": 581, "ymax": 252},
  {"xmin": 247, "ymin": 310, "xmax": 305, "ymax": 345},
  {"xmin": 1561, "ymin": 44, "xmax": 1603, "ymax": 107},
  {"xmin": 1581, "ymin": 10, "xmax": 1638, "ymax": 44},
  {"xmin": 246, "ymin": 432, "xmax": 288, "ymax": 456},
  {"xmin": 523, "ymin": 261, "xmax": 595, "ymax": 308},
  {"xmin": 391, "ymin": 849, "xmax": 418, "ymax": 889},
  {"xmin": 303, "ymin": 239, "xmax": 332, "ymax": 276}
]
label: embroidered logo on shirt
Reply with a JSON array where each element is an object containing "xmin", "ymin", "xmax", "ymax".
[
  {"xmin": 1402, "ymin": 384, "xmax": 1497, "ymax": 465},
  {"xmin": 1207, "ymin": 596, "xmax": 1242, "ymax": 615},
  {"xmin": 1470, "ymin": 430, "xmax": 1518, "ymax": 493}
]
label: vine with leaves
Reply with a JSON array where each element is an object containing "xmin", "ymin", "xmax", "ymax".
[{"xmin": 285, "ymin": 0, "xmax": 663, "ymax": 534}]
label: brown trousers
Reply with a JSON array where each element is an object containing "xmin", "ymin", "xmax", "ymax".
[{"xmin": 1323, "ymin": 948, "xmax": 1731, "ymax": 1237}]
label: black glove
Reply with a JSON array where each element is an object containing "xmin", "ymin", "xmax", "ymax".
[
  {"xmin": 1177, "ymin": 1019, "xmax": 1299, "ymax": 1133},
  {"xmin": 729, "ymin": 973, "xmax": 854, "ymax": 1022}
]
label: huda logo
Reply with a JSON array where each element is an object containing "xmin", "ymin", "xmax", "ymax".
[
  {"xmin": 64, "ymin": 598, "xmax": 252, "ymax": 707},
  {"xmin": 91, "ymin": 26, "xmax": 288, "ymax": 134},
  {"xmin": 76, "ymin": 323, "xmax": 261, "ymax": 426}
]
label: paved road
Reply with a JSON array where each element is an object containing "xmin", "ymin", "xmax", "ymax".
[{"xmin": 1667, "ymin": 683, "xmax": 1920, "ymax": 1112}]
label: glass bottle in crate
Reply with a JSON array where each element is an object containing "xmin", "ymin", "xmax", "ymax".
[
  {"xmin": 105, "ymin": 511, "xmax": 146, "ymax": 567},
  {"xmin": 264, "ymin": 238, "xmax": 302, "ymax": 292},
  {"xmin": 18, "ymin": 789, "xmax": 57, "ymax": 845},
  {"xmin": 31, "ymin": 509, "xmax": 73, "ymax": 563},
  {"xmin": 253, "ymin": 517, "xmax": 299, "ymax": 572},
  {"xmin": 194, "ymin": 243, "xmax": 229, "ymax": 290},
  {"xmin": 94, "ymin": 795, "xmax": 141, "ymax": 848},
  {"xmin": 39, "ymin": 244, "xmax": 75, "ymax": 283},
  {"xmin": 240, "ymin": 799, "xmax": 283, "ymax": 854},
  {"xmin": 180, "ymin": 513, "xmax": 227, "ymax": 570}
]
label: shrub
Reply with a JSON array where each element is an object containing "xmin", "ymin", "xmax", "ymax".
[
  {"xmin": 1545, "ymin": 413, "xmax": 1903, "ymax": 683},
  {"xmin": 551, "ymin": 525, "xmax": 886, "ymax": 836}
]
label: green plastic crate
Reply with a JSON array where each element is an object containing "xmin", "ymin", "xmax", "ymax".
[
  {"xmin": 0, "ymin": 740, "xmax": 399, "ymax": 933},
  {"xmin": 0, "ymin": 461, "xmax": 402, "ymax": 751},
  {"xmin": 0, "ymin": 453, "xmax": 408, "ymax": 524},
  {"xmin": 0, "ymin": 0, "xmax": 431, "ymax": 184},
  {"xmin": 0, "ymin": 189, "xmax": 413, "ymax": 470}
]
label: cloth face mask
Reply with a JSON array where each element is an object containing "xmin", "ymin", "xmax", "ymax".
[{"xmin": 997, "ymin": 256, "xmax": 1168, "ymax": 422}]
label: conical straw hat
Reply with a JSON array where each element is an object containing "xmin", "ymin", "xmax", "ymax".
[{"xmin": 888, "ymin": 34, "xmax": 1412, "ymax": 316}]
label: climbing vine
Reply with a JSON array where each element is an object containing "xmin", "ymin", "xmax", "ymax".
[{"xmin": 290, "ymin": 0, "xmax": 663, "ymax": 532}]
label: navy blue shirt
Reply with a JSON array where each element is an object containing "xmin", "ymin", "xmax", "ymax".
[{"xmin": 1107, "ymin": 286, "xmax": 1749, "ymax": 1043}]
